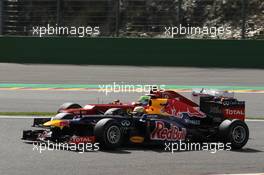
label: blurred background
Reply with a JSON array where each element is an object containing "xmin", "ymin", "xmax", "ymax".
[{"xmin": 0, "ymin": 0, "xmax": 263, "ymax": 39}]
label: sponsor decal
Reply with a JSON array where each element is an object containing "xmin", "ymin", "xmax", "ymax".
[
  {"xmin": 184, "ymin": 119, "xmax": 200, "ymax": 125},
  {"xmin": 222, "ymin": 100, "xmax": 245, "ymax": 106},
  {"xmin": 130, "ymin": 136, "xmax": 144, "ymax": 143},
  {"xmin": 69, "ymin": 136, "xmax": 95, "ymax": 144},
  {"xmin": 121, "ymin": 120, "xmax": 131, "ymax": 127},
  {"xmin": 223, "ymin": 108, "xmax": 245, "ymax": 120},
  {"xmin": 165, "ymin": 99, "xmax": 206, "ymax": 118},
  {"xmin": 225, "ymin": 109, "xmax": 245, "ymax": 115},
  {"xmin": 150, "ymin": 121, "xmax": 186, "ymax": 141}
]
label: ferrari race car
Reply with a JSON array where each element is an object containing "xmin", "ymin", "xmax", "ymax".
[{"xmin": 22, "ymin": 89, "xmax": 249, "ymax": 150}]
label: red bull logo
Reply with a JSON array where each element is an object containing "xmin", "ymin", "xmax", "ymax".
[
  {"xmin": 165, "ymin": 99, "xmax": 205, "ymax": 118},
  {"xmin": 150, "ymin": 121, "xmax": 186, "ymax": 141}
]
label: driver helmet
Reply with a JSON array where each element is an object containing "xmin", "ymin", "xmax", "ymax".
[
  {"xmin": 132, "ymin": 106, "xmax": 145, "ymax": 116},
  {"xmin": 138, "ymin": 95, "xmax": 150, "ymax": 106}
]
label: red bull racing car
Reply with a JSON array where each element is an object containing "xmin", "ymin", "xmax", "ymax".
[{"xmin": 22, "ymin": 89, "xmax": 249, "ymax": 150}]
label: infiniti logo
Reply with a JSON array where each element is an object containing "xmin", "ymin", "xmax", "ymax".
[{"xmin": 121, "ymin": 120, "xmax": 131, "ymax": 127}]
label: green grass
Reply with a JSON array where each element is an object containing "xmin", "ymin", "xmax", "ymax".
[{"xmin": 0, "ymin": 112, "xmax": 263, "ymax": 119}]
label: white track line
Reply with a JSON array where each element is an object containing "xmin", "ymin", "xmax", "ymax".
[{"xmin": 245, "ymin": 119, "xmax": 264, "ymax": 122}]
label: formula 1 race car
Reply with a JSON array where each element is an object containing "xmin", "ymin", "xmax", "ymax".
[
  {"xmin": 22, "ymin": 89, "xmax": 249, "ymax": 150},
  {"xmin": 30, "ymin": 90, "xmax": 199, "ymax": 126}
]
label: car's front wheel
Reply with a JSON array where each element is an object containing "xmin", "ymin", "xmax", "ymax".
[{"xmin": 94, "ymin": 118, "xmax": 123, "ymax": 149}]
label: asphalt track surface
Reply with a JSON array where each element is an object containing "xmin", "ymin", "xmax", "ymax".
[
  {"xmin": 1, "ymin": 63, "xmax": 264, "ymax": 85},
  {"xmin": 0, "ymin": 118, "xmax": 263, "ymax": 175},
  {"xmin": 0, "ymin": 63, "xmax": 264, "ymax": 175},
  {"xmin": 0, "ymin": 63, "xmax": 264, "ymax": 117}
]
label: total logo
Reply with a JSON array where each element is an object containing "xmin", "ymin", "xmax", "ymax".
[
  {"xmin": 150, "ymin": 121, "xmax": 186, "ymax": 141},
  {"xmin": 225, "ymin": 109, "xmax": 245, "ymax": 115},
  {"xmin": 69, "ymin": 136, "xmax": 95, "ymax": 144}
]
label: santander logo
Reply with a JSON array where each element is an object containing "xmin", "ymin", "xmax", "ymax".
[{"xmin": 150, "ymin": 121, "xmax": 186, "ymax": 141}]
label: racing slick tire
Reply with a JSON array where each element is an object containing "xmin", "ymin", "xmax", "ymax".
[
  {"xmin": 219, "ymin": 119, "xmax": 249, "ymax": 149},
  {"xmin": 57, "ymin": 103, "xmax": 82, "ymax": 113},
  {"xmin": 94, "ymin": 118, "xmax": 123, "ymax": 149}
]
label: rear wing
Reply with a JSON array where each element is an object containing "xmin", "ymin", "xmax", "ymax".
[{"xmin": 192, "ymin": 89, "xmax": 245, "ymax": 121}]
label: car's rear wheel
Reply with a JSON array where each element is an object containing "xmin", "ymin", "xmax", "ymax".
[
  {"xmin": 219, "ymin": 119, "xmax": 249, "ymax": 149},
  {"xmin": 57, "ymin": 103, "xmax": 82, "ymax": 113},
  {"xmin": 94, "ymin": 118, "xmax": 123, "ymax": 149}
]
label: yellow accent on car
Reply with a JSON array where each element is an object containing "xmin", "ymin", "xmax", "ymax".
[
  {"xmin": 43, "ymin": 120, "xmax": 64, "ymax": 129},
  {"xmin": 129, "ymin": 136, "xmax": 144, "ymax": 143},
  {"xmin": 145, "ymin": 98, "xmax": 169, "ymax": 115}
]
